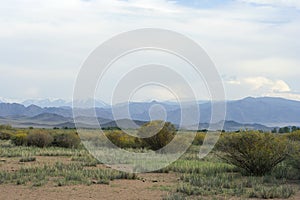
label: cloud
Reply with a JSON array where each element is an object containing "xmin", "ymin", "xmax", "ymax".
[
  {"xmin": 0, "ymin": 0, "xmax": 299, "ymax": 101},
  {"xmin": 243, "ymin": 77, "xmax": 291, "ymax": 92},
  {"xmin": 239, "ymin": 0, "xmax": 300, "ymax": 9},
  {"xmin": 225, "ymin": 76, "xmax": 300, "ymax": 100}
]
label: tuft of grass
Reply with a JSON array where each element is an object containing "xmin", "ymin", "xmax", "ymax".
[
  {"xmin": 0, "ymin": 162, "xmax": 137, "ymax": 186},
  {"xmin": 163, "ymin": 193, "xmax": 187, "ymax": 200},
  {"xmin": 248, "ymin": 185, "xmax": 296, "ymax": 199},
  {"xmin": 19, "ymin": 157, "xmax": 36, "ymax": 162}
]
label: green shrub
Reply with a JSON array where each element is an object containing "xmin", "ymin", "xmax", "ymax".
[
  {"xmin": 0, "ymin": 131, "xmax": 12, "ymax": 140},
  {"xmin": 249, "ymin": 185, "xmax": 295, "ymax": 199},
  {"xmin": 11, "ymin": 132, "xmax": 28, "ymax": 146},
  {"xmin": 192, "ymin": 132, "xmax": 206, "ymax": 145},
  {"xmin": 286, "ymin": 131, "xmax": 300, "ymax": 142},
  {"xmin": 19, "ymin": 157, "xmax": 36, "ymax": 162},
  {"xmin": 0, "ymin": 124, "xmax": 12, "ymax": 130},
  {"xmin": 105, "ymin": 130, "xmax": 140, "ymax": 149},
  {"xmin": 288, "ymin": 142, "xmax": 300, "ymax": 172},
  {"xmin": 52, "ymin": 132, "xmax": 81, "ymax": 148},
  {"xmin": 27, "ymin": 132, "xmax": 53, "ymax": 147},
  {"xmin": 217, "ymin": 131, "xmax": 289, "ymax": 176},
  {"xmin": 137, "ymin": 120, "xmax": 176, "ymax": 151}
]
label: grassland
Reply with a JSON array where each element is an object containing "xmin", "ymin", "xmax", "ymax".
[{"xmin": 0, "ymin": 127, "xmax": 299, "ymax": 199}]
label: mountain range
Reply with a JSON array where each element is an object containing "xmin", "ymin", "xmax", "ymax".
[{"xmin": 0, "ymin": 97, "xmax": 299, "ymax": 130}]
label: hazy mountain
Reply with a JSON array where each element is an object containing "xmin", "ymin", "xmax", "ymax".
[
  {"xmin": 29, "ymin": 113, "xmax": 71, "ymax": 122},
  {"xmin": 225, "ymin": 97, "xmax": 300, "ymax": 124},
  {"xmin": 197, "ymin": 120, "xmax": 272, "ymax": 132},
  {"xmin": 22, "ymin": 99, "xmax": 69, "ymax": 107},
  {"xmin": 0, "ymin": 97, "xmax": 300, "ymax": 128},
  {"xmin": 21, "ymin": 98, "xmax": 108, "ymax": 108},
  {"xmin": 100, "ymin": 119, "xmax": 147, "ymax": 129}
]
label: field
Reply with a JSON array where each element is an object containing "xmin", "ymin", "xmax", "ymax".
[{"xmin": 0, "ymin": 127, "xmax": 300, "ymax": 199}]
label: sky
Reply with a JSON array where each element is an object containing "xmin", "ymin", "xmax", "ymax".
[{"xmin": 0, "ymin": 0, "xmax": 300, "ymax": 103}]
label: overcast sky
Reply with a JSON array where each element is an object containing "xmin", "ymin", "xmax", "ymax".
[{"xmin": 0, "ymin": 0, "xmax": 299, "ymax": 103}]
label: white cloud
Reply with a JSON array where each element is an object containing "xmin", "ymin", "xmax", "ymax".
[
  {"xmin": 239, "ymin": 0, "xmax": 300, "ymax": 9},
  {"xmin": 224, "ymin": 76, "xmax": 300, "ymax": 100},
  {"xmin": 271, "ymin": 80, "xmax": 291, "ymax": 92},
  {"xmin": 243, "ymin": 77, "xmax": 291, "ymax": 92},
  {"xmin": 226, "ymin": 76, "xmax": 291, "ymax": 92},
  {"xmin": 0, "ymin": 0, "xmax": 299, "ymax": 101}
]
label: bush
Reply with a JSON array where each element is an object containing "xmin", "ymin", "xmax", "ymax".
[
  {"xmin": 249, "ymin": 185, "xmax": 295, "ymax": 199},
  {"xmin": 0, "ymin": 124, "xmax": 12, "ymax": 130},
  {"xmin": 287, "ymin": 142, "xmax": 300, "ymax": 172},
  {"xmin": 192, "ymin": 132, "xmax": 206, "ymax": 145},
  {"xmin": 286, "ymin": 131, "xmax": 300, "ymax": 142},
  {"xmin": 52, "ymin": 132, "xmax": 81, "ymax": 148},
  {"xmin": 217, "ymin": 131, "xmax": 289, "ymax": 176},
  {"xmin": 27, "ymin": 131, "xmax": 53, "ymax": 147},
  {"xmin": 105, "ymin": 130, "xmax": 141, "ymax": 148},
  {"xmin": 19, "ymin": 157, "xmax": 36, "ymax": 162},
  {"xmin": 0, "ymin": 131, "xmax": 12, "ymax": 140},
  {"xmin": 11, "ymin": 132, "xmax": 28, "ymax": 146},
  {"xmin": 137, "ymin": 120, "xmax": 176, "ymax": 151}
]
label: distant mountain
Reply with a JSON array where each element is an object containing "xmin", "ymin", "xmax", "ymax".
[
  {"xmin": 0, "ymin": 103, "xmax": 72, "ymax": 117},
  {"xmin": 197, "ymin": 120, "xmax": 272, "ymax": 132},
  {"xmin": 22, "ymin": 99, "xmax": 69, "ymax": 107},
  {"xmin": 225, "ymin": 97, "xmax": 300, "ymax": 124},
  {"xmin": 0, "ymin": 97, "xmax": 300, "ymax": 128},
  {"xmin": 29, "ymin": 113, "xmax": 71, "ymax": 122},
  {"xmin": 21, "ymin": 98, "xmax": 108, "ymax": 108},
  {"xmin": 0, "ymin": 112, "xmax": 271, "ymax": 131},
  {"xmin": 101, "ymin": 119, "xmax": 147, "ymax": 129}
]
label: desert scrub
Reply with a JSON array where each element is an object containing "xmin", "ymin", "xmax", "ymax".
[
  {"xmin": 166, "ymin": 159, "xmax": 236, "ymax": 175},
  {"xmin": 27, "ymin": 131, "xmax": 53, "ymax": 147},
  {"xmin": 19, "ymin": 156, "xmax": 36, "ymax": 162},
  {"xmin": 71, "ymin": 155, "xmax": 100, "ymax": 166},
  {"xmin": 51, "ymin": 132, "xmax": 81, "ymax": 148},
  {"xmin": 105, "ymin": 130, "xmax": 141, "ymax": 149},
  {"xmin": 192, "ymin": 132, "xmax": 206, "ymax": 145},
  {"xmin": 177, "ymin": 172, "xmax": 292, "ymax": 198},
  {"xmin": 216, "ymin": 131, "xmax": 289, "ymax": 176},
  {"xmin": 11, "ymin": 132, "xmax": 28, "ymax": 146},
  {"xmin": 0, "ymin": 130, "xmax": 13, "ymax": 140},
  {"xmin": 0, "ymin": 162, "xmax": 137, "ymax": 186},
  {"xmin": 271, "ymin": 161, "xmax": 300, "ymax": 180},
  {"xmin": 0, "ymin": 145, "xmax": 87, "ymax": 157},
  {"xmin": 137, "ymin": 120, "xmax": 176, "ymax": 151},
  {"xmin": 163, "ymin": 193, "xmax": 187, "ymax": 200},
  {"xmin": 286, "ymin": 130, "xmax": 300, "ymax": 142},
  {"xmin": 248, "ymin": 185, "xmax": 296, "ymax": 199}
]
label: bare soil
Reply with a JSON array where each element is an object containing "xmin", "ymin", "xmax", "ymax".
[{"xmin": 0, "ymin": 156, "xmax": 178, "ymax": 200}]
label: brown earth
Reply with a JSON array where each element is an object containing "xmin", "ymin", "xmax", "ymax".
[
  {"xmin": 0, "ymin": 156, "xmax": 178, "ymax": 200},
  {"xmin": 0, "ymin": 178, "xmax": 175, "ymax": 200},
  {"xmin": 0, "ymin": 156, "xmax": 299, "ymax": 200}
]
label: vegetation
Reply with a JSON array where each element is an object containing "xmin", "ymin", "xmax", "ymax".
[
  {"xmin": 27, "ymin": 131, "xmax": 53, "ymax": 147},
  {"xmin": 0, "ymin": 125, "xmax": 299, "ymax": 199},
  {"xmin": 137, "ymin": 120, "xmax": 176, "ymax": 151},
  {"xmin": 11, "ymin": 132, "xmax": 28, "ymax": 146},
  {"xmin": 216, "ymin": 131, "xmax": 289, "ymax": 176},
  {"xmin": 105, "ymin": 130, "xmax": 140, "ymax": 148},
  {"xmin": 19, "ymin": 156, "xmax": 36, "ymax": 162},
  {"xmin": 52, "ymin": 132, "xmax": 80, "ymax": 148}
]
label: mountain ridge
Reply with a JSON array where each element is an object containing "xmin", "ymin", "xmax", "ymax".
[{"xmin": 0, "ymin": 97, "xmax": 299, "ymax": 128}]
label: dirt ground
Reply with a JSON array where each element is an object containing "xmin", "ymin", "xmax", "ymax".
[
  {"xmin": 1, "ymin": 157, "xmax": 300, "ymax": 200},
  {"xmin": 0, "ymin": 178, "xmax": 175, "ymax": 200},
  {"xmin": 0, "ymin": 157, "xmax": 178, "ymax": 200}
]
